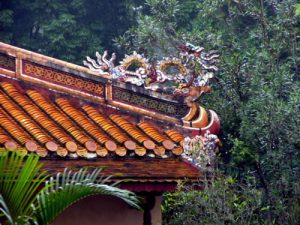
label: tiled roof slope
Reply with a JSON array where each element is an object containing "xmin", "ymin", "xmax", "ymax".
[
  {"xmin": 0, "ymin": 42, "xmax": 187, "ymax": 124},
  {"xmin": 0, "ymin": 80, "xmax": 184, "ymax": 158},
  {"xmin": 0, "ymin": 42, "xmax": 206, "ymax": 188}
]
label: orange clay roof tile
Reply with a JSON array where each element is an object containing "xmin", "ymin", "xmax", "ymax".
[{"xmin": 0, "ymin": 81, "xmax": 184, "ymax": 159}]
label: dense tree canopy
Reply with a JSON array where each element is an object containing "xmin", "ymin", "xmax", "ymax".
[
  {"xmin": 0, "ymin": 0, "xmax": 142, "ymax": 63},
  {"xmin": 0, "ymin": 0, "xmax": 299, "ymax": 224},
  {"xmin": 120, "ymin": 1, "xmax": 299, "ymax": 224}
]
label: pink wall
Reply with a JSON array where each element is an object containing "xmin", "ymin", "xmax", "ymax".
[
  {"xmin": 151, "ymin": 196, "xmax": 162, "ymax": 225},
  {"xmin": 52, "ymin": 195, "xmax": 143, "ymax": 225}
]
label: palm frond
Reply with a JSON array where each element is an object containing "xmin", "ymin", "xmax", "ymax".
[
  {"xmin": 34, "ymin": 168, "xmax": 141, "ymax": 225},
  {"xmin": 0, "ymin": 194, "xmax": 14, "ymax": 225},
  {"xmin": 0, "ymin": 152, "xmax": 48, "ymax": 224}
]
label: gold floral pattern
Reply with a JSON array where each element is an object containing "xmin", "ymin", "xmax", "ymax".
[{"xmin": 22, "ymin": 60, "xmax": 104, "ymax": 96}]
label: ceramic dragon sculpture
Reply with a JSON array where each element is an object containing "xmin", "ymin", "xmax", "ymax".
[
  {"xmin": 83, "ymin": 43, "xmax": 219, "ymax": 96},
  {"xmin": 84, "ymin": 43, "xmax": 221, "ymax": 167},
  {"xmin": 84, "ymin": 42, "xmax": 220, "ymax": 131}
]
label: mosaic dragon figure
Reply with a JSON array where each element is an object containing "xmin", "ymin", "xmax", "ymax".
[
  {"xmin": 84, "ymin": 42, "xmax": 221, "ymax": 128},
  {"xmin": 83, "ymin": 42, "xmax": 219, "ymax": 100}
]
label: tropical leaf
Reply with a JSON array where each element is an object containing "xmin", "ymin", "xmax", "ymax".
[
  {"xmin": 296, "ymin": 4, "xmax": 300, "ymax": 16},
  {"xmin": 0, "ymin": 151, "xmax": 48, "ymax": 224},
  {"xmin": 0, "ymin": 152, "xmax": 141, "ymax": 225},
  {"xmin": 0, "ymin": 194, "xmax": 14, "ymax": 225},
  {"xmin": 34, "ymin": 168, "xmax": 141, "ymax": 225}
]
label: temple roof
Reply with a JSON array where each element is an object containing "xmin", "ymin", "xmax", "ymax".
[{"xmin": 0, "ymin": 42, "xmax": 213, "ymax": 190}]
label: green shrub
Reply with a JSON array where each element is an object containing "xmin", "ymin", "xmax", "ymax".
[{"xmin": 162, "ymin": 173, "xmax": 300, "ymax": 225}]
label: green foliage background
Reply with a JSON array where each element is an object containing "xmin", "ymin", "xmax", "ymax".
[
  {"xmin": 0, "ymin": 0, "xmax": 143, "ymax": 63},
  {"xmin": 0, "ymin": 0, "xmax": 299, "ymax": 224}
]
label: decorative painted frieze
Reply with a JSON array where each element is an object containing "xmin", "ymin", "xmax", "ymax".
[
  {"xmin": 0, "ymin": 53, "xmax": 15, "ymax": 72},
  {"xmin": 113, "ymin": 87, "xmax": 188, "ymax": 117},
  {"xmin": 22, "ymin": 60, "xmax": 105, "ymax": 96}
]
